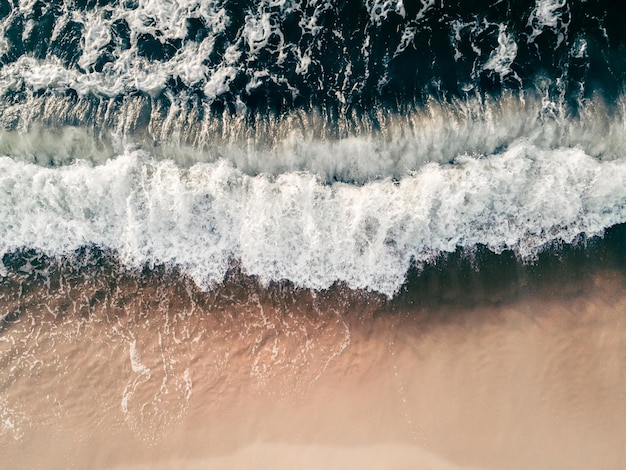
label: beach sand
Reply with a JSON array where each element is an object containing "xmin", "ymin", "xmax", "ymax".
[{"xmin": 1, "ymin": 258, "xmax": 626, "ymax": 469}]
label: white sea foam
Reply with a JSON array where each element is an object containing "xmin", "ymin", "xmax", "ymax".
[
  {"xmin": 0, "ymin": 0, "xmax": 292, "ymax": 102},
  {"xmin": 483, "ymin": 25, "xmax": 519, "ymax": 83},
  {"xmin": 1, "ymin": 0, "xmax": 231, "ymax": 99},
  {"xmin": 0, "ymin": 0, "xmax": 554, "ymax": 108},
  {"xmin": 527, "ymin": 0, "xmax": 570, "ymax": 48},
  {"xmin": 1, "ymin": 141, "xmax": 626, "ymax": 296},
  {"xmin": 367, "ymin": 0, "xmax": 406, "ymax": 25}
]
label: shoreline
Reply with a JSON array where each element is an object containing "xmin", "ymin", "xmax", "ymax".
[{"xmin": 1, "ymin": 253, "xmax": 626, "ymax": 468}]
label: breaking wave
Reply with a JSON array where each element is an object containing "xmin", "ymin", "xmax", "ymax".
[{"xmin": 1, "ymin": 0, "xmax": 625, "ymax": 296}]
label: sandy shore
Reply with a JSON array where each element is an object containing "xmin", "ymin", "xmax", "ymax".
[{"xmin": 1, "ymin": 262, "xmax": 626, "ymax": 469}]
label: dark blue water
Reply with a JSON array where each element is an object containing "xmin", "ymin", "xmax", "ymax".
[{"xmin": 1, "ymin": 0, "xmax": 624, "ymax": 113}]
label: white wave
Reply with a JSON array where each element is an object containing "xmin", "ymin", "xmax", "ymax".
[{"xmin": 1, "ymin": 141, "xmax": 626, "ymax": 296}]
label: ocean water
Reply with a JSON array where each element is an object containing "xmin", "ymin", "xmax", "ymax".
[{"xmin": 1, "ymin": 1, "xmax": 626, "ymax": 468}]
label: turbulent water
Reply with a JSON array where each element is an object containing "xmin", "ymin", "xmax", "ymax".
[
  {"xmin": 2, "ymin": 1, "xmax": 626, "ymax": 467},
  {"xmin": 0, "ymin": 0, "xmax": 625, "ymax": 295}
]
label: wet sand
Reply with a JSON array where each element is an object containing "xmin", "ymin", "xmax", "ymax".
[{"xmin": 1, "ymin": 255, "xmax": 626, "ymax": 469}]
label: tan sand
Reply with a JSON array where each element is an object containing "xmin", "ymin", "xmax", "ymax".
[{"xmin": 0, "ymin": 268, "xmax": 625, "ymax": 469}]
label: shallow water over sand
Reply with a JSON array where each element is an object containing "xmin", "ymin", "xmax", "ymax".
[{"xmin": 1, "ymin": 254, "xmax": 625, "ymax": 469}]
